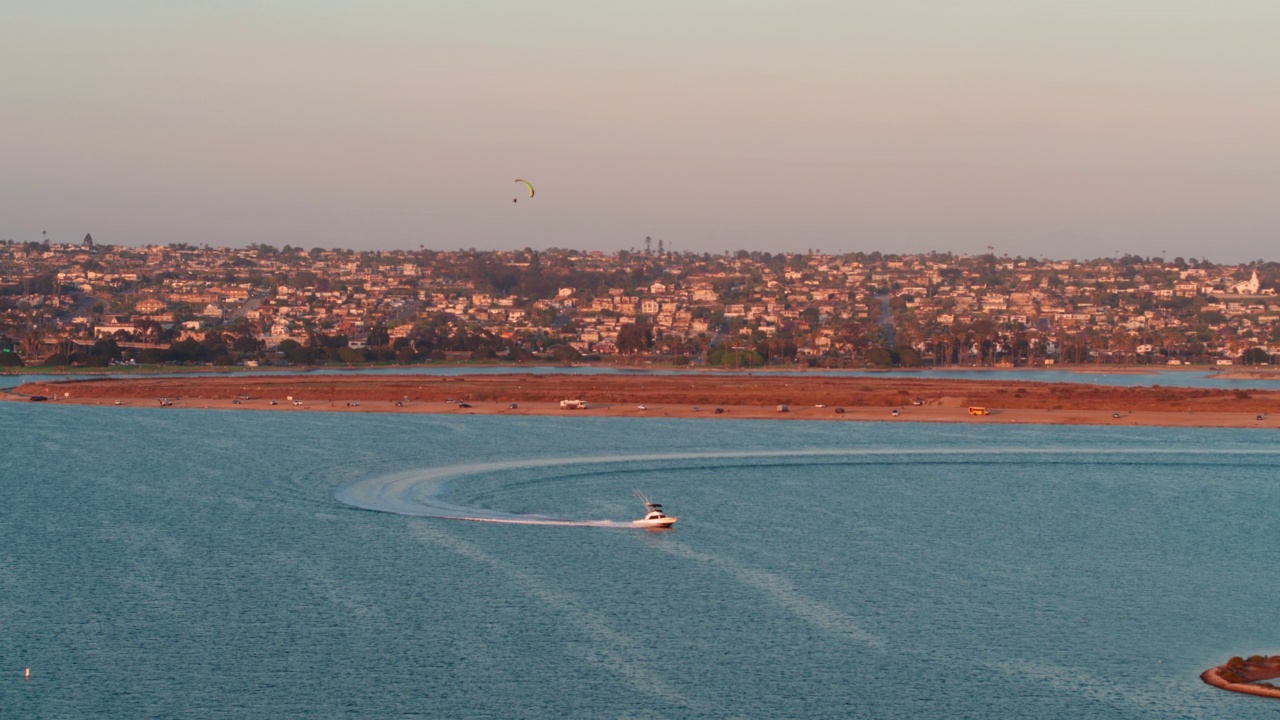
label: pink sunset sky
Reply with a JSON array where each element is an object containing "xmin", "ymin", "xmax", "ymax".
[{"xmin": 2, "ymin": 1, "xmax": 1278, "ymax": 261}]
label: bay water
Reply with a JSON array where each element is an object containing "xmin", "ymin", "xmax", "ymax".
[{"xmin": 3, "ymin": 402, "xmax": 1279, "ymax": 718}]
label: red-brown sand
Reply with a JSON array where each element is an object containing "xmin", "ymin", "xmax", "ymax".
[
  {"xmin": 1202, "ymin": 657, "xmax": 1280, "ymax": 701},
  {"xmin": 6, "ymin": 373, "xmax": 1280, "ymax": 428}
]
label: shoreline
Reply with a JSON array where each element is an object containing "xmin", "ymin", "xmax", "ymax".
[
  {"xmin": 6, "ymin": 373, "xmax": 1280, "ymax": 429},
  {"xmin": 2, "ymin": 361, "xmax": 1263, "ymax": 378}
]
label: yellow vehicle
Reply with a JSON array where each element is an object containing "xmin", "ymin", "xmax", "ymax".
[{"xmin": 967, "ymin": 406, "xmax": 989, "ymax": 416}]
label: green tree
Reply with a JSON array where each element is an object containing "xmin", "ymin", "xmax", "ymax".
[
  {"xmin": 1197, "ymin": 310, "xmax": 1227, "ymax": 326},
  {"xmin": 895, "ymin": 345, "xmax": 922, "ymax": 367},
  {"xmin": 863, "ymin": 346, "xmax": 893, "ymax": 368},
  {"xmin": 367, "ymin": 325, "xmax": 391, "ymax": 347},
  {"xmin": 232, "ymin": 335, "xmax": 262, "ymax": 355},
  {"xmin": 1241, "ymin": 347, "xmax": 1270, "ymax": 365},
  {"xmin": 278, "ymin": 339, "xmax": 313, "ymax": 365},
  {"xmin": 616, "ymin": 323, "xmax": 654, "ymax": 355},
  {"xmin": 337, "ymin": 347, "xmax": 365, "ymax": 364},
  {"xmin": 551, "ymin": 345, "xmax": 583, "ymax": 363},
  {"xmin": 89, "ymin": 338, "xmax": 122, "ymax": 362}
]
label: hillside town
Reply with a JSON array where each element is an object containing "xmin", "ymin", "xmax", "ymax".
[{"xmin": 2, "ymin": 235, "xmax": 1278, "ymax": 369}]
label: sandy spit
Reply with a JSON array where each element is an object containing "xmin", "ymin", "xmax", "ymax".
[{"xmin": 5, "ymin": 373, "xmax": 1280, "ymax": 429}]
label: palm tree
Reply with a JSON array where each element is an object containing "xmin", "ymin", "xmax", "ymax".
[
  {"xmin": 19, "ymin": 329, "xmax": 45, "ymax": 360},
  {"xmin": 1110, "ymin": 329, "xmax": 1137, "ymax": 364}
]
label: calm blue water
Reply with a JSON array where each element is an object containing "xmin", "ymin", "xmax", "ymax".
[
  {"xmin": 324, "ymin": 365, "xmax": 1280, "ymax": 389},
  {"xmin": 7, "ymin": 364, "xmax": 1280, "ymax": 390},
  {"xmin": 240, "ymin": 365, "xmax": 1280, "ymax": 390},
  {"xmin": 3, "ymin": 404, "xmax": 1280, "ymax": 718}
]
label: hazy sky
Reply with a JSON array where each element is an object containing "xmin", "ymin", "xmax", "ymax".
[{"xmin": 3, "ymin": 1, "xmax": 1278, "ymax": 261}]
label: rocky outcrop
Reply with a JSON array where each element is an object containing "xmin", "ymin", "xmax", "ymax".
[{"xmin": 1202, "ymin": 656, "xmax": 1280, "ymax": 700}]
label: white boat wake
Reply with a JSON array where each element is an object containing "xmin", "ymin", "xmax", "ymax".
[
  {"xmin": 333, "ymin": 447, "xmax": 1280, "ymax": 527},
  {"xmin": 335, "ymin": 450, "xmax": 889, "ymax": 526},
  {"xmin": 335, "ymin": 451, "xmax": 794, "ymax": 527}
]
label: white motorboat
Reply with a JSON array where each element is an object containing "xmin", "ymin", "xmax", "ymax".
[{"xmin": 632, "ymin": 490, "xmax": 677, "ymax": 528}]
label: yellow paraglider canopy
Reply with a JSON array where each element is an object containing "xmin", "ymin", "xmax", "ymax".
[{"xmin": 514, "ymin": 179, "xmax": 534, "ymax": 198}]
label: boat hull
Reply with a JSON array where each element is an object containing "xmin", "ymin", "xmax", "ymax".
[{"xmin": 632, "ymin": 516, "xmax": 678, "ymax": 528}]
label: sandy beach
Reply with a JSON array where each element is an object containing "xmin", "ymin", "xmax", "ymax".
[{"xmin": 6, "ymin": 373, "xmax": 1280, "ymax": 429}]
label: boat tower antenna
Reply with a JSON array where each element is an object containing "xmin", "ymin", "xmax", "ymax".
[{"xmin": 633, "ymin": 489, "xmax": 660, "ymax": 510}]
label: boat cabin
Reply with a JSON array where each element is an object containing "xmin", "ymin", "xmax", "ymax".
[{"xmin": 643, "ymin": 502, "xmax": 667, "ymax": 519}]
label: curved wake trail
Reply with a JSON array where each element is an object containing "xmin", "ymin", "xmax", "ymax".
[
  {"xmin": 334, "ymin": 456, "xmax": 645, "ymax": 526},
  {"xmin": 334, "ymin": 447, "xmax": 1280, "ymax": 527},
  {"xmin": 336, "ymin": 450, "xmax": 877, "ymax": 526}
]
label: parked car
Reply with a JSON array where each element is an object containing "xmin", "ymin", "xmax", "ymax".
[
  {"xmin": 29, "ymin": 395, "xmax": 47, "ymax": 402},
  {"xmin": 458, "ymin": 402, "xmax": 472, "ymax": 408}
]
